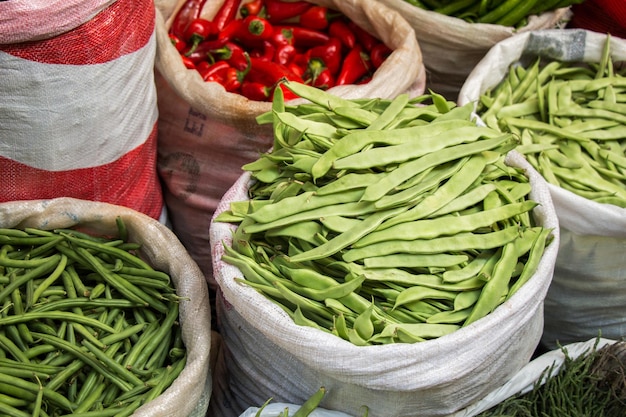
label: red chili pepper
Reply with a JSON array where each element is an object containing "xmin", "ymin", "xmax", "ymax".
[
  {"xmin": 274, "ymin": 43, "xmax": 297, "ymax": 65},
  {"xmin": 328, "ymin": 19, "xmax": 356, "ymax": 49},
  {"xmin": 298, "ymin": 6, "xmax": 334, "ymax": 30},
  {"xmin": 221, "ymin": 15, "xmax": 274, "ymax": 47},
  {"xmin": 273, "ymin": 26, "xmax": 330, "ymax": 48},
  {"xmin": 310, "ymin": 67, "xmax": 335, "ymax": 90},
  {"xmin": 211, "ymin": 41, "xmax": 250, "ymax": 70},
  {"xmin": 257, "ymin": 40, "xmax": 276, "ymax": 61},
  {"xmin": 264, "ymin": 0, "xmax": 312, "ymax": 23},
  {"xmin": 240, "ymin": 0, "xmax": 265, "ymax": 18},
  {"xmin": 270, "ymin": 27, "xmax": 294, "ymax": 46},
  {"xmin": 250, "ymin": 56, "xmax": 303, "ymax": 84},
  {"xmin": 196, "ymin": 60, "xmax": 212, "ymax": 72},
  {"xmin": 199, "ymin": 60, "xmax": 230, "ymax": 82},
  {"xmin": 347, "ymin": 21, "xmax": 378, "ymax": 52},
  {"xmin": 335, "ymin": 44, "xmax": 371, "ymax": 86},
  {"xmin": 183, "ymin": 18, "xmax": 215, "ymax": 56},
  {"xmin": 286, "ymin": 61, "xmax": 305, "ymax": 78},
  {"xmin": 305, "ymin": 37, "xmax": 342, "ymax": 77},
  {"xmin": 241, "ymin": 80, "xmax": 271, "ymax": 101},
  {"xmin": 170, "ymin": 0, "xmax": 208, "ymax": 40},
  {"xmin": 223, "ymin": 58, "xmax": 251, "ymax": 92},
  {"xmin": 276, "ymin": 82, "xmax": 300, "ymax": 101},
  {"xmin": 357, "ymin": 75, "xmax": 372, "ymax": 85},
  {"xmin": 169, "ymin": 33, "xmax": 187, "ymax": 53},
  {"xmin": 369, "ymin": 42, "xmax": 392, "ymax": 69},
  {"xmin": 185, "ymin": 38, "xmax": 228, "ymax": 64},
  {"xmin": 212, "ymin": 0, "xmax": 242, "ymax": 33},
  {"xmin": 182, "ymin": 55, "xmax": 197, "ymax": 69}
]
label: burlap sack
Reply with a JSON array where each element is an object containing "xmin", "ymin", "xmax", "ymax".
[
  {"xmin": 375, "ymin": 0, "xmax": 573, "ymax": 100},
  {"xmin": 458, "ymin": 29, "xmax": 626, "ymax": 350},
  {"xmin": 0, "ymin": 0, "xmax": 163, "ymax": 220},
  {"xmin": 208, "ymin": 151, "xmax": 560, "ymax": 417},
  {"xmin": 153, "ymin": 0, "xmax": 426, "ymax": 292},
  {"xmin": 0, "ymin": 197, "xmax": 212, "ymax": 417}
]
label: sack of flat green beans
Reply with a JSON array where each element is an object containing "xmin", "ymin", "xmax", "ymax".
[
  {"xmin": 0, "ymin": 197, "xmax": 212, "ymax": 417},
  {"xmin": 152, "ymin": 0, "xmax": 426, "ymax": 296},
  {"xmin": 458, "ymin": 29, "xmax": 626, "ymax": 350},
  {"xmin": 208, "ymin": 83, "xmax": 560, "ymax": 417},
  {"xmin": 374, "ymin": 0, "xmax": 574, "ymax": 100}
]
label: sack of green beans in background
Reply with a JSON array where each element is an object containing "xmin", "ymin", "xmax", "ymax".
[
  {"xmin": 459, "ymin": 29, "xmax": 626, "ymax": 350},
  {"xmin": 450, "ymin": 337, "xmax": 623, "ymax": 416},
  {"xmin": 375, "ymin": 0, "xmax": 574, "ymax": 100},
  {"xmin": 208, "ymin": 82, "xmax": 559, "ymax": 417},
  {"xmin": 0, "ymin": 197, "xmax": 212, "ymax": 417}
]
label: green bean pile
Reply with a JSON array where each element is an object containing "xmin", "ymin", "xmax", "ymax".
[
  {"xmin": 403, "ymin": 0, "xmax": 584, "ymax": 27},
  {"xmin": 0, "ymin": 220, "xmax": 185, "ymax": 416},
  {"xmin": 216, "ymin": 81, "xmax": 552, "ymax": 346},
  {"xmin": 476, "ymin": 35, "xmax": 626, "ymax": 207}
]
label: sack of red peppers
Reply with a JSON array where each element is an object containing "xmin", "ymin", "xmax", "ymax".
[
  {"xmin": 375, "ymin": 0, "xmax": 576, "ymax": 100},
  {"xmin": 153, "ymin": 0, "xmax": 426, "ymax": 293},
  {"xmin": 0, "ymin": 0, "xmax": 164, "ymax": 221}
]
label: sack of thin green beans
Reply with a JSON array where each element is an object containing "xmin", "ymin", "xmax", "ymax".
[
  {"xmin": 458, "ymin": 29, "xmax": 626, "ymax": 350},
  {"xmin": 0, "ymin": 197, "xmax": 212, "ymax": 417},
  {"xmin": 208, "ymin": 82, "xmax": 560, "ymax": 417},
  {"xmin": 450, "ymin": 337, "xmax": 623, "ymax": 416},
  {"xmin": 374, "ymin": 0, "xmax": 576, "ymax": 100}
]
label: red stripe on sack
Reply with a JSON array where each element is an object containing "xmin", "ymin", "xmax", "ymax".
[
  {"xmin": 0, "ymin": 0, "xmax": 155, "ymax": 64},
  {"xmin": 0, "ymin": 124, "xmax": 163, "ymax": 220},
  {"xmin": 570, "ymin": 0, "xmax": 626, "ymax": 39}
]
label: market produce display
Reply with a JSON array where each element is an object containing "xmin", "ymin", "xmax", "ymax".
[
  {"xmin": 401, "ymin": 0, "xmax": 585, "ymax": 27},
  {"xmin": 215, "ymin": 80, "xmax": 553, "ymax": 346},
  {"xmin": 475, "ymin": 34, "xmax": 626, "ymax": 208},
  {"xmin": 168, "ymin": 0, "xmax": 392, "ymax": 100},
  {"xmin": 0, "ymin": 221, "xmax": 185, "ymax": 416}
]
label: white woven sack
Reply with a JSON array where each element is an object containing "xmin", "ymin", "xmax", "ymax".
[
  {"xmin": 458, "ymin": 29, "xmax": 626, "ymax": 350},
  {"xmin": 208, "ymin": 151, "xmax": 560, "ymax": 417},
  {"xmin": 154, "ymin": 0, "xmax": 426, "ymax": 289},
  {"xmin": 0, "ymin": 198, "xmax": 213, "ymax": 417},
  {"xmin": 450, "ymin": 337, "xmax": 618, "ymax": 417},
  {"xmin": 375, "ymin": 0, "xmax": 572, "ymax": 100},
  {"xmin": 0, "ymin": 0, "xmax": 163, "ymax": 220},
  {"xmin": 239, "ymin": 403, "xmax": 356, "ymax": 417}
]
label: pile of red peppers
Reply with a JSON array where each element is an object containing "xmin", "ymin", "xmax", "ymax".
[{"xmin": 169, "ymin": 0, "xmax": 393, "ymax": 101}]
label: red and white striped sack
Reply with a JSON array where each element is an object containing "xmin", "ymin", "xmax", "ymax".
[{"xmin": 0, "ymin": 0, "xmax": 164, "ymax": 220}]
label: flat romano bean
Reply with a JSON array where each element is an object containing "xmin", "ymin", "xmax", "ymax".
[
  {"xmin": 243, "ymin": 200, "xmax": 378, "ymax": 234},
  {"xmin": 427, "ymin": 183, "xmax": 497, "ymax": 218},
  {"xmin": 248, "ymin": 189, "xmax": 363, "ymax": 224},
  {"xmin": 355, "ymin": 200, "xmax": 536, "ymax": 247},
  {"xmin": 361, "ymin": 135, "xmax": 514, "ymax": 202},
  {"xmin": 289, "ymin": 205, "xmax": 407, "ymax": 262},
  {"xmin": 379, "ymin": 322, "xmax": 459, "ymax": 341},
  {"xmin": 311, "ymin": 119, "xmax": 475, "ymax": 179},
  {"xmin": 380, "ymin": 152, "xmax": 501, "ymax": 228},
  {"xmin": 333, "ymin": 125, "xmax": 501, "ymax": 171},
  {"xmin": 343, "ymin": 225, "xmax": 521, "ymax": 262},
  {"xmin": 507, "ymin": 227, "xmax": 552, "ymax": 299},
  {"xmin": 465, "ymin": 240, "xmax": 519, "ymax": 326},
  {"xmin": 363, "ymin": 253, "xmax": 468, "ymax": 269}
]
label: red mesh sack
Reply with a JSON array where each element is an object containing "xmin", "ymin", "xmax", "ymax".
[
  {"xmin": 569, "ymin": 0, "xmax": 626, "ymax": 39},
  {"xmin": 0, "ymin": 0, "xmax": 163, "ymax": 220}
]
